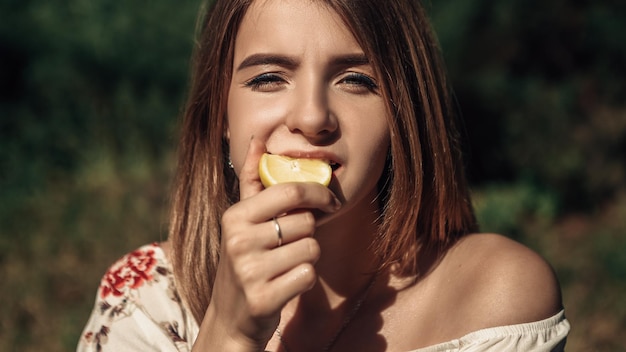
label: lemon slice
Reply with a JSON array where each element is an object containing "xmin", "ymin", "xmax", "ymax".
[{"xmin": 259, "ymin": 153, "xmax": 332, "ymax": 187}]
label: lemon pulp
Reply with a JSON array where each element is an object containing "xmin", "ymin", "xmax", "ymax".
[{"xmin": 259, "ymin": 153, "xmax": 332, "ymax": 187}]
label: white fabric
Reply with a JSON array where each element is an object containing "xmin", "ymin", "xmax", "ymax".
[{"xmin": 409, "ymin": 310, "xmax": 569, "ymax": 352}]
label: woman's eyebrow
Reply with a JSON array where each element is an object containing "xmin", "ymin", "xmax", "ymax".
[
  {"xmin": 330, "ymin": 54, "xmax": 370, "ymax": 67},
  {"xmin": 236, "ymin": 54, "xmax": 299, "ymax": 71},
  {"xmin": 235, "ymin": 53, "xmax": 370, "ymax": 72}
]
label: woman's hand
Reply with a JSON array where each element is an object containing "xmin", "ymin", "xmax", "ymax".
[{"xmin": 192, "ymin": 139, "xmax": 341, "ymax": 351}]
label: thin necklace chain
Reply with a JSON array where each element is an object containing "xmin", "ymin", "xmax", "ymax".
[{"xmin": 274, "ymin": 274, "xmax": 377, "ymax": 352}]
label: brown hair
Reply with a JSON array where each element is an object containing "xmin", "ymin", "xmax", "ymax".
[{"xmin": 169, "ymin": 0, "xmax": 477, "ymax": 324}]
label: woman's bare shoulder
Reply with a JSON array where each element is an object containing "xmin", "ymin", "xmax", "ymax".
[{"xmin": 441, "ymin": 233, "xmax": 563, "ymax": 328}]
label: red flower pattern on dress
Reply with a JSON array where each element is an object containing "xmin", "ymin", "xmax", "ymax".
[
  {"xmin": 80, "ymin": 244, "xmax": 191, "ymax": 351},
  {"xmin": 100, "ymin": 245, "xmax": 158, "ymax": 298}
]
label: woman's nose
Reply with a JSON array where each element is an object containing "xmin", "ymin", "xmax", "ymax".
[{"xmin": 285, "ymin": 83, "xmax": 338, "ymax": 143}]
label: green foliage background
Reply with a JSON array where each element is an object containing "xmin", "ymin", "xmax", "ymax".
[{"xmin": 1, "ymin": 0, "xmax": 624, "ymax": 350}]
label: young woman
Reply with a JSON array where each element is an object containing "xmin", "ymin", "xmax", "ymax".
[{"xmin": 78, "ymin": 0, "xmax": 570, "ymax": 351}]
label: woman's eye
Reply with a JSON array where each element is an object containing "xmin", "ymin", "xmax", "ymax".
[
  {"xmin": 244, "ymin": 73, "xmax": 286, "ymax": 92},
  {"xmin": 339, "ymin": 73, "xmax": 379, "ymax": 94}
]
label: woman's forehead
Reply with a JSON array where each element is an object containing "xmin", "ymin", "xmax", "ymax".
[{"xmin": 233, "ymin": 0, "xmax": 364, "ymax": 63}]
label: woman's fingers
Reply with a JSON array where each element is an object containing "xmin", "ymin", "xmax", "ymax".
[
  {"xmin": 221, "ymin": 211, "xmax": 315, "ymax": 259},
  {"xmin": 218, "ymin": 216, "xmax": 321, "ymax": 320},
  {"xmin": 243, "ymin": 262, "xmax": 319, "ymax": 318},
  {"xmin": 238, "ymin": 138, "xmax": 266, "ymax": 200},
  {"xmin": 270, "ymin": 263, "xmax": 319, "ymax": 297},
  {"xmin": 233, "ymin": 237, "xmax": 321, "ymax": 293},
  {"xmin": 232, "ymin": 241, "xmax": 320, "ymax": 318},
  {"xmin": 263, "ymin": 237, "xmax": 321, "ymax": 278},
  {"xmin": 237, "ymin": 182, "xmax": 342, "ymax": 223},
  {"xmin": 263, "ymin": 211, "xmax": 315, "ymax": 249}
]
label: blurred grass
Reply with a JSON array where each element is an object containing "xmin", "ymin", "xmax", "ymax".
[
  {"xmin": 1, "ymin": 0, "xmax": 625, "ymax": 351},
  {"xmin": 0, "ymin": 1, "xmax": 199, "ymax": 350},
  {"xmin": 0, "ymin": 148, "xmax": 175, "ymax": 351}
]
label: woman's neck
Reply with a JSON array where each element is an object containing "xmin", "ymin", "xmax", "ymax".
[{"xmin": 299, "ymin": 190, "xmax": 382, "ymax": 310}]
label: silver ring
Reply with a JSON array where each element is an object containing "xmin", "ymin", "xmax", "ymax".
[{"xmin": 273, "ymin": 217, "xmax": 283, "ymax": 247}]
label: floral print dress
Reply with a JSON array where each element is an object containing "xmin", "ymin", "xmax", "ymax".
[{"xmin": 78, "ymin": 243, "xmax": 198, "ymax": 352}]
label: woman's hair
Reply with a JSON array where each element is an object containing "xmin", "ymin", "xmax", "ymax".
[{"xmin": 169, "ymin": 0, "xmax": 478, "ymax": 324}]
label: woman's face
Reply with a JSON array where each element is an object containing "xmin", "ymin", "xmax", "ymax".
[{"xmin": 227, "ymin": 0, "xmax": 390, "ymax": 207}]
